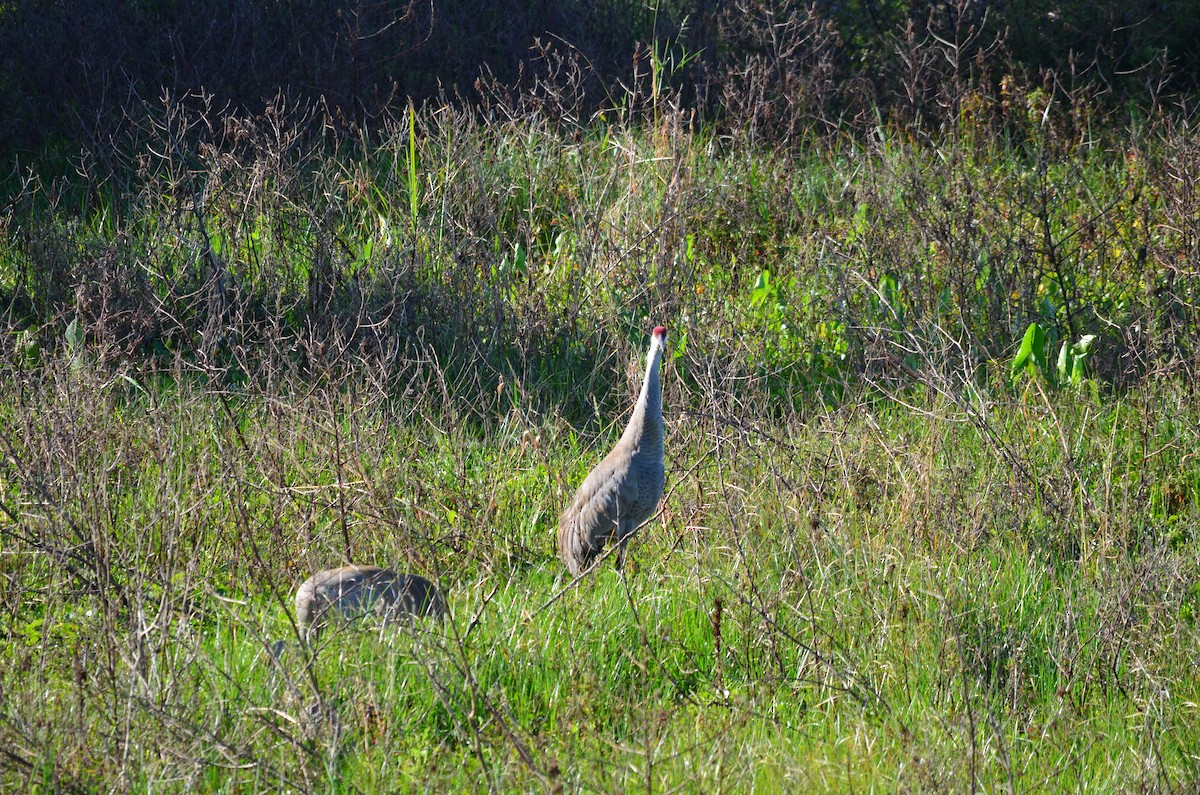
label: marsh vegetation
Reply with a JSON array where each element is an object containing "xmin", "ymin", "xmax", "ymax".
[{"xmin": 2, "ymin": 1, "xmax": 1200, "ymax": 791}]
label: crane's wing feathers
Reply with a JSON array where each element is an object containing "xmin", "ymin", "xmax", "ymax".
[
  {"xmin": 617, "ymin": 469, "xmax": 640, "ymax": 502},
  {"xmin": 559, "ymin": 459, "xmax": 642, "ymax": 573}
]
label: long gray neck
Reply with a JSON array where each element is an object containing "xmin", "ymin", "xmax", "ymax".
[{"xmin": 621, "ymin": 341, "xmax": 663, "ymax": 450}]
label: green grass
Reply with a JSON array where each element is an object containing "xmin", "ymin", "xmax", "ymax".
[
  {"xmin": 2, "ymin": 350, "xmax": 1198, "ymax": 791},
  {"xmin": 2, "ymin": 91, "xmax": 1200, "ymax": 790}
]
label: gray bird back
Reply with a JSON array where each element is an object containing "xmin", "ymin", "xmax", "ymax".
[{"xmin": 295, "ymin": 566, "xmax": 445, "ymax": 638}]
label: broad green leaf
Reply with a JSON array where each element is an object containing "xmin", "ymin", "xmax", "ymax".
[
  {"xmin": 1069, "ymin": 334, "xmax": 1097, "ymax": 384},
  {"xmin": 751, "ymin": 270, "xmax": 772, "ymax": 308},
  {"xmin": 64, "ymin": 318, "xmax": 83, "ymax": 351},
  {"xmin": 1011, "ymin": 322, "xmax": 1046, "ymax": 381},
  {"xmin": 671, "ymin": 328, "xmax": 687, "ymax": 361}
]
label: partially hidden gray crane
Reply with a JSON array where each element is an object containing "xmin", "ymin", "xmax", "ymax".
[{"xmin": 294, "ymin": 565, "xmax": 445, "ymax": 643}]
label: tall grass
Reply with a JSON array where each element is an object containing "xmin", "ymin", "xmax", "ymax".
[
  {"xmin": 1, "ymin": 350, "xmax": 1197, "ymax": 790},
  {"xmin": 2, "ymin": 36, "xmax": 1200, "ymax": 793}
]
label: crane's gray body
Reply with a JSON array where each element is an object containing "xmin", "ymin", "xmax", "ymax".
[
  {"xmin": 559, "ymin": 328, "xmax": 666, "ymax": 576},
  {"xmin": 294, "ymin": 565, "xmax": 445, "ymax": 640}
]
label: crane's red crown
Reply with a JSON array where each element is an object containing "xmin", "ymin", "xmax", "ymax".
[{"xmin": 652, "ymin": 325, "xmax": 667, "ymax": 338}]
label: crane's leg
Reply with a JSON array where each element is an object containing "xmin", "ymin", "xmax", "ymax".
[{"xmin": 614, "ymin": 521, "xmax": 632, "ymax": 571}]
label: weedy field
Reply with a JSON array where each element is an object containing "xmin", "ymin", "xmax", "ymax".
[{"xmin": 3, "ymin": 68, "xmax": 1200, "ymax": 792}]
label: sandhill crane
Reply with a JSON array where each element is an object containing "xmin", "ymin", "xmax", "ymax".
[
  {"xmin": 294, "ymin": 565, "xmax": 445, "ymax": 643},
  {"xmin": 558, "ymin": 325, "xmax": 667, "ymax": 576}
]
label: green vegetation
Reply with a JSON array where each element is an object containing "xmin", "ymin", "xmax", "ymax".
[
  {"xmin": 3, "ymin": 348, "xmax": 1198, "ymax": 791},
  {"xmin": 3, "ymin": 6, "xmax": 1200, "ymax": 792}
]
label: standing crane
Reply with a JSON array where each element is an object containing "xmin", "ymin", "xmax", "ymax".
[
  {"xmin": 558, "ymin": 325, "xmax": 667, "ymax": 576},
  {"xmin": 294, "ymin": 565, "xmax": 445, "ymax": 643}
]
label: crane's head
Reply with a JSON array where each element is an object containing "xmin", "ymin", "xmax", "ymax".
[{"xmin": 652, "ymin": 325, "xmax": 668, "ymax": 351}]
